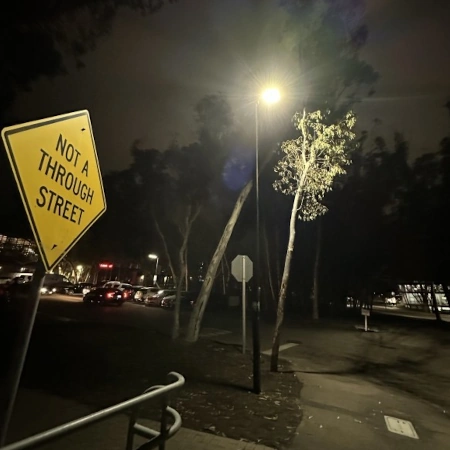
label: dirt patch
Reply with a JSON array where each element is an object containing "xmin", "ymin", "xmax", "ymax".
[{"xmin": 18, "ymin": 320, "xmax": 301, "ymax": 449}]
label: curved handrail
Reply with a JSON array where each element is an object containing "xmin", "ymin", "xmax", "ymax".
[{"xmin": 1, "ymin": 372, "xmax": 185, "ymax": 450}]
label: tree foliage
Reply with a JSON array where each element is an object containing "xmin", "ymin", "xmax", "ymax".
[
  {"xmin": 274, "ymin": 109, "xmax": 356, "ymax": 220},
  {"xmin": 1, "ymin": 0, "xmax": 177, "ymax": 118}
]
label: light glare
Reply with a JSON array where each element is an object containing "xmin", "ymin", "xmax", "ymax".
[{"xmin": 262, "ymin": 88, "xmax": 281, "ymax": 104}]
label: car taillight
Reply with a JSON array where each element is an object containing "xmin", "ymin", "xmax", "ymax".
[
  {"xmin": 123, "ymin": 292, "xmax": 128, "ymax": 298},
  {"xmin": 106, "ymin": 292, "xmax": 114, "ymax": 299}
]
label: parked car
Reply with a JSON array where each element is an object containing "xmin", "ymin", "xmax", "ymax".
[
  {"xmin": 74, "ymin": 282, "xmax": 95, "ymax": 295},
  {"xmin": 40, "ymin": 274, "xmax": 76, "ymax": 295},
  {"xmin": 83, "ymin": 287, "xmax": 124, "ymax": 306},
  {"xmin": 103, "ymin": 281, "xmax": 134, "ymax": 300},
  {"xmin": 134, "ymin": 287, "xmax": 159, "ymax": 303},
  {"xmin": 144, "ymin": 289, "xmax": 175, "ymax": 307},
  {"xmin": 160, "ymin": 291, "xmax": 195, "ymax": 309}
]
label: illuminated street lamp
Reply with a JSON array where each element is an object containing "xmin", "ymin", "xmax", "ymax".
[
  {"xmin": 261, "ymin": 88, "xmax": 281, "ymax": 105},
  {"xmin": 76, "ymin": 265, "xmax": 83, "ymax": 282},
  {"xmin": 253, "ymin": 87, "xmax": 281, "ymax": 394},
  {"xmin": 148, "ymin": 254, "xmax": 159, "ymax": 285}
]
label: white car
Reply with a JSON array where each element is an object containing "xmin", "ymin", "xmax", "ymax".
[
  {"xmin": 103, "ymin": 281, "xmax": 133, "ymax": 291},
  {"xmin": 385, "ymin": 296, "xmax": 397, "ymax": 306}
]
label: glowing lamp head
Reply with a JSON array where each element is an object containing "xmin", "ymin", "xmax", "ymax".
[{"xmin": 261, "ymin": 88, "xmax": 281, "ymax": 104}]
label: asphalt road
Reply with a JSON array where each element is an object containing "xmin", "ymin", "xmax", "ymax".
[
  {"xmin": 33, "ymin": 293, "xmax": 238, "ymax": 339},
  {"xmin": 35, "ymin": 294, "xmax": 190, "ymax": 335},
  {"xmin": 6, "ymin": 294, "xmax": 450, "ymax": 449}
]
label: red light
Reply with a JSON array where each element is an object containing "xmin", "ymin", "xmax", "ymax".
[
  {"xmin": 106, "ymin": 292, "xmax": 114, "ymax": 299},
  {"xmin": 99, "ymin": 263, "xmax": 114, "ymax": 269},
  {"xmin": 123, "ymin": 292, "xmax": 128, "ymax": 298}
]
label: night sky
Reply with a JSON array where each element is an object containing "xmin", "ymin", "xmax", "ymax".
[{"xmin": 10, "ymin": 0, "xmax": 450, "ymax": 173}]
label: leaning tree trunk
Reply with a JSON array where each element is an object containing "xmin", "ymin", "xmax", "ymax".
[
  {"xmin": 430, "ymin": 283, "xmax": 442, "ymax": 322},
  {"xmin": 311, "ymin": 218, "xmax": 322, "ymax": 320},
  {"xmin": 153, "ymin": 211, "xmax": 177, "ymax": 285},
  {"xmin": 271, "ymin": 187, "xmax": 302, "ymax": 372},
  {"xmin": 185, "ymin": 180, "xmax": 254, "ymax": 343}
]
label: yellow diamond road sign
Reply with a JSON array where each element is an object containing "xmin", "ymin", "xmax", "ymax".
[{"xmin": 1, "ymin": 110, "xmax": 106, "ymax": 271}]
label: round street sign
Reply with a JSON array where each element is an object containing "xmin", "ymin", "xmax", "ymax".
[{"xmin": 231, "ymin": 255, "xmax": 253, "ymax": 282}]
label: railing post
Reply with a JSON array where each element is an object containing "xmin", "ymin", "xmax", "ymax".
[
  {"xmin": 125, "ymin": 411, "xmax": 138, "ymax": 450},
  {"xmin": 158, "ymin": 395, "xmax": 168, "ymax": 450}
]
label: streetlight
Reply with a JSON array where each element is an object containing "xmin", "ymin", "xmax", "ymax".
[
  {"xmin": 148, "ymin": 254, "xmax": 159, "ymax": 285},
  {"xmin": 76, "ymin": 265, "xmax": 83, "ymax": 283},
  {"xmin": 253, "ymin": 87, "xmax": 281, "ymax": 394}
]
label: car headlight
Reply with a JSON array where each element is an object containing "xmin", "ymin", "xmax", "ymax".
[
  {"xmin": 52, "ymin": 288, "xmax": 57, "ymax": 293},
  {"xmin": 40, "ymin": 287, "xmax": 48, "ymax": 294}
]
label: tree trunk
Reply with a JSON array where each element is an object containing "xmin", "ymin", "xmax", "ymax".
[
  {"xmin": 172, "ymin": 255, "xmax": 186, "ymax": 340},
  {"xmin": 221, "ymin": 258, "xmax": 226, "ymax": 295},
  {"xmin": 224, "ymin": 254, "xmax": 231, "ymax": 290},
  {"xmin": 275, "ymin": 227, "xmax": 281, "ymax": 292},
  {"xmin": 172, "ymin": 205, "xmax": 200, "ymax": 341},
  {"xmin": 311, "ymin": 218, "xmax": 322, "ymax": 320},
  {"xmin": 270, "ymin": 187, "xmax": 301, "ymax": 372},
  {"xmin": 185, "ymin": 180, "xmax": 254, "ymax": 343},
  {"xmin": 63, "ymin": 258, "xmax": 77, "ymax": 283},
  {"xmin": 153, "ymin": 211, "xmax": 177, "ymax": 285},
  {"xmin": 430, "ymin": 283, "xmax": 442, "ymax": 322},
  {"xmin": 185, "ymin": 248, "xmax": 189, "ymax": 291}
]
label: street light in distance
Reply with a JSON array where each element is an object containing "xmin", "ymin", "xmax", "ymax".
[{"xmin": 148, "ymin": 254, "xmax": 159, "ymax": 285}]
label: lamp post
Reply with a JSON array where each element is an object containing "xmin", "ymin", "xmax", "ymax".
[
  {"xmin": 254, "ymin": 88, "xmax": 281, "ymax": 394},
  {"xmin": 76, "ymin": 265, "xmax": 83, "ymax": 283},
  {"xmin": 148, "ymin": 254, "xmax": 159, "ymax": 285}
]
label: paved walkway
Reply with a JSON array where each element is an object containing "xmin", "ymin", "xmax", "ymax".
[
  {"xmin": 210, "ymin": 318, "xmax": 450, "ymax": 449},
  {"xmin": 288, "ymin": 357, "xmax": 450, "ymax": 450},
  {"xmin": 5, "ymin": 389, "xmax": 274, "ymax": 450}
]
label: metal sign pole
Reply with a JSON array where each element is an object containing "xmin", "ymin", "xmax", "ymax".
[
  {"xmin": 365, "ymin": 314, "xmax": 368, "ymax": 332},
  {"xmin": 242, "ymin": 256, "xmax": 247, "ymax": 354},
  {"xmin": 0, "ymin": 259, "xmax": 46, "ymax": 446}
]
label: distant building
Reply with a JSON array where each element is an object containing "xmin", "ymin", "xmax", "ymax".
[
  {"xmin": 398, "ymin": 283, "xmax": 450, "ymax": 313},
  {"xmin": 0, "ymin": 234, "xmax": 38, "ymax": 277}
]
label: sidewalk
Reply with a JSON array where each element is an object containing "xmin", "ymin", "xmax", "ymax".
[
  {"xmin": 213, "ymin": 318, "xmax": 450, "ymax": 449},
  {"xmin": 288, "ymin": 355, "xmax": 450, "ymax": 450},
  {"xmin": 6, "ymin": 389, "xmax": 274, "ymax": 450}
]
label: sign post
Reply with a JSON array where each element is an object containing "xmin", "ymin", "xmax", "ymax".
[
  {"xmin": 0, "ymin": 110, "xmax": 106, "ymax": 445},
  {"xmin": 231, "ymin": 255, "xmax": 253, "ymax": 355},
  {"xmin": 361, "ymin": 308, "xmax": 370, "ymax": 331},
  {"xmin": 241, "ymin": 256, "xmax": 247, "ymax": 354}
]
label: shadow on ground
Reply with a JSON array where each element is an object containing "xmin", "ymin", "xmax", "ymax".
[{"xmin": 2, "ymin": 315, "xmax": 301, "ymax": 449}]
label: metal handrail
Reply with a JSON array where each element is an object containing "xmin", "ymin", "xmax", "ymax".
[{"xmin": 1, "ymin": 372, "xmax": 185, "ymax": 450}]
